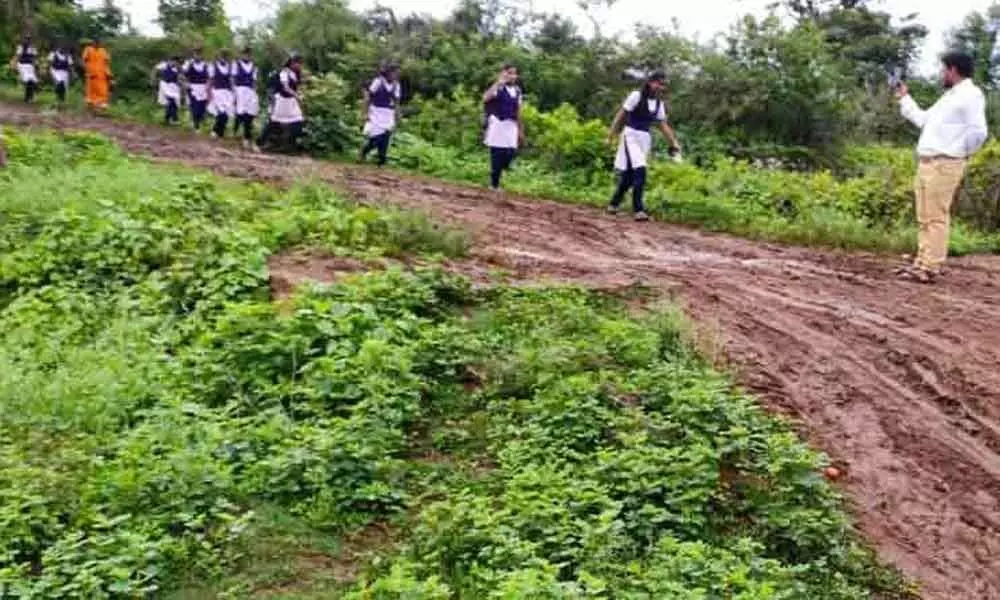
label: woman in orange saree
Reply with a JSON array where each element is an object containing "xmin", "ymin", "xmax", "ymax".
[{"xmin": 82, "ymin": 39, "xmax": 112, "ymax": 110}]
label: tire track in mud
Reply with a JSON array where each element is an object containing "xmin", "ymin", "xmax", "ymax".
[{"xmin": 3, "ymin": 105, "xmax": 999, "ymax": 599}]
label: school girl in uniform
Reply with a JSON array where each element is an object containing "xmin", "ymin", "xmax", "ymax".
[
  {"xmin": 182, "ymin": 49, "xmax": 210, "ymax": 131},
  {"xmin": 48, "ymin": 44, "xmax": 73, "ymax": 104},
  {"xmin": 359, "ymin": 61, "xmax": 401, "ymax": 167},
  {"xmin": 258, "ymin": 54, "xmax": 305, "ymax": 151},
  {"xmin": 482, "ymin": 63, "xmax": 524, "ymax": 190},
  {"xmin": 11, "ymin": 36, "xmax": 38, "ymax": 103},
  {"xmin": 605, "ymin": 70, "xmax": 681, "ymax": 221},
  {"xmin": 207, "ymin": 50, "xmax": 236, "ymax": 139},
  {"xmin": 233, "ymin": 47, "xmax": 260, "ymax": 151},
  {"xmin": 155, "ymin": 56, "xmax": 182, "ymax": 126}
]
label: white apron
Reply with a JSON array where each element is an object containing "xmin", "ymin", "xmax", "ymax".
[
  {"xmin": 270, "ymin": 95, "xmax": 303, "ymax": 124},
  {"xmin": 208, "ymin": 88, "xmax": 236, "ymax": 117},
  {"xmin": 158, "ymin": 81, "xmax": 181, "ymax": 105},
  {"xmin": 235, "ymin": 86, "xmax": 259, "ymax": 116},
  {"xmin": 17, "ymin": 64, "xmax": 37, "ymax": 84},
  {"xmin": 188, "ymin": 83, "xmax": 209, "ymax": 103},
  {"xmin": 364, "ymin": 106, "xmax": 396, "ymax": 137},
  {"xmin": 614, "ymin": 127, "xmax": 653, "ymax": 171},
  {"xmin": 50, "ymin": 68, "xmax": 70, "ymax": 85},
  {"xmin": 483, "ymin": 116, "xmax": 519, "ymax": 149}
]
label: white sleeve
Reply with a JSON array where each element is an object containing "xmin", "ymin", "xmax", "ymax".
[
  {"xmin": 965, "ymin": 89, "xmax": 988, "ymax": 154},
  {"xmin": 899, "ymin": 95, "xmax": 927, "ymax": 128},
  {"xmin": 48, "ymin": 52, "xmax": 56, "ymax": 62},
  {"xmin": 368, "ymin": 78, "xmax": 382, "ymax": 94},
  {"xmin": 622, "ymin": 91, "xmax": 641, "ymax": 112},
  {"xmin": 656, "ymin": 102, "xmax": 667, "ymax": 121},
  {"xmin": 394, "ymin": 83, "xmax": 402, "ymax": 100}
]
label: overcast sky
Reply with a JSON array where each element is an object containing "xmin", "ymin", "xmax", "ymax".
[{"xmin": 83, "ymin": 0, "xmax": 993, "ymax": 75}]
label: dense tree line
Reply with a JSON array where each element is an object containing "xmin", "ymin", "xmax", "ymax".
[{"xmin": 4, "ymin": 0, "xmax": 998, "ymax": 165}]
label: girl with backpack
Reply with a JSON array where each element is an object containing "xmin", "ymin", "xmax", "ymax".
[
  {"xmin": 482, "ymin": 63, "xmax": 524, "ymax": 190},
  {"xmin": 258, "ymin": 54, "xmax": 305, "ymax": 151},
  {"xmin": 359, "ymin": 61, "xmax": 402, "ymax": 167},
  {"xmin": 605, "ymin": 70, "xmax": 682, "ymax": 221}
]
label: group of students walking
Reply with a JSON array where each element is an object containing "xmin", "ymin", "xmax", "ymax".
[
  {"xmin": 11, "ymin": 35, "xmax": 112, "ymax": 109},
  {"xmin": 12, "ymin": 35, "xmax": 681, "ymax": 221},
  {"xmin": 155, "ymin": 48, "xmax": 306, "ymax": 151},
  {"xmin": 480, "ymin": 63, "xmax": 681, "ymax": 221}
]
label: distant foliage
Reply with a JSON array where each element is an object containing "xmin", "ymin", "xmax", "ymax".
[{"xmin": 300, "ymin": 71, "xmax": 364, "ymax": 155}]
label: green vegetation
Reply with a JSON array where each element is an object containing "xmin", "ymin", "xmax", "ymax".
[
  {"xmin": 5, "ymin": 0, "xmax": 1000, "ymax": 255},
  {"xmin": 8, "ymin": 76, "xmax": 1000, "ymax": 256},
  {"xmin": 0, "ymin": 129, "xmax": 917, "ymax": 598}
]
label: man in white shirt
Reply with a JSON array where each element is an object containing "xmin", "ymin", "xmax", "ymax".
[{"xmin": 896, "ymin": 52, "xmax": 988, "ymax": 282}]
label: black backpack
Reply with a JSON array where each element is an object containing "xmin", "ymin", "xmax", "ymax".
[{"xmin": 266, "ymin": 70, "xmax": 281, "ymax": 95}]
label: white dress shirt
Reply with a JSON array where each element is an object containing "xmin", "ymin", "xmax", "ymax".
[{"xmin": 900, "ymin": 79, "xmax": 988, "ymax": 158}]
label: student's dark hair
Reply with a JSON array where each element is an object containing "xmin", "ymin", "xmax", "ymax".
[
  {"xmin": 633, "ymin": 70, "xmax": 667, "ymax": 121},
  {"xmin": 941, "ymin": 51, "xmax": 974, "ymax": 78},
  {"xmin": 502, "ymin": 62, "xmax": 516, "ymax": 71},
  {"xmin": 639, "ymin": 70, "xmax": 666, "ymax": 104},
  {"xmin": 379, "ymin": 60, "xmax": 400, "ymax": 76}
]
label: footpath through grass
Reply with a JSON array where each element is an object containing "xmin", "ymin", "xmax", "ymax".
[
  {"xmin": 5, "ymin": 81, "xmax": 1000, "ymax": 257},
  {"xmin": 0, "ymin": 129, "xmax": 917, "ymax": 598}
]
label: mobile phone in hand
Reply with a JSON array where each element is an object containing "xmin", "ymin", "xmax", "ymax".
[{"xmin": 886, "ymin": 66, "xmax": 902, "ymax": 89}]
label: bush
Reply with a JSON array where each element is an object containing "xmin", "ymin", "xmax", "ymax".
[
  {"xmin": 301, "ymin": 71, "xmax": 364, "ymax": 156},
  {"xmin": 960, "ymin": 139, "xmax": 1000, "ymax": 230}
]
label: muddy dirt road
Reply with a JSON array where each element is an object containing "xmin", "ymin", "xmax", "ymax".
[{"xmin": 3, "ymin": 105, "xmax": 1000, "ymax": 599}]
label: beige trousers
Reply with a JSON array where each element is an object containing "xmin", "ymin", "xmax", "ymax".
[{"xmin": 914, "ymin": 157, "xmax": 966, "ymax": 272}]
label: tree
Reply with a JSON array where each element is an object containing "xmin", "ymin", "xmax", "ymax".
[
  {"xmin": 778, "ymin": 0, "xmax": 872, "ymax": 20},
  {"xmin": 274, "ymin": 0, "xmax": 361, "ymax": 73},
  {"xmin": 946, "ymin": 3, "xmax": 1000, "ymax": 88},
  {"xmin": 157, "ymin": 0, "xmax": 226, "ymax": 35},
  {"xmin": 818, "ymin": 7, "xmax": 927, "ymax": 77},
  {"xmin": 577, "ymin": 0, "xmax": 617, "ymax": 39},
  {"xmin": 446, "ymin": 0, "xmax": 531, "ymax": 40},
  {"xmin": 531, "ymin": 14, "xmax": 584, "ymax": 55}
]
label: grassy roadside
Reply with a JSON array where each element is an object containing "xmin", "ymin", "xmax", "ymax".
[{"xmin": 0, "ymin": 129, "xmax": 918, "ymax": 598}]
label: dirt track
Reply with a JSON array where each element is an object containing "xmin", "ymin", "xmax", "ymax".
[{"xmin": 3, "ymin": 105, "xmax": 1000, "ymax": 599}]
